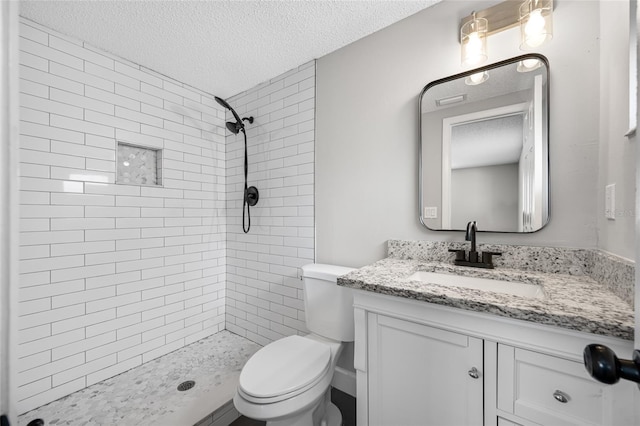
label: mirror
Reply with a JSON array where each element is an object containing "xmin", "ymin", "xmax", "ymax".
[{"xmin": 419, "ymin": 54, "xmax": 549, "ymax": 233}]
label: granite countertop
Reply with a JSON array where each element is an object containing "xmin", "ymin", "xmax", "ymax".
[{"xmin": 338, "ymin": 257, "xmax": 634, "ymax": 340}]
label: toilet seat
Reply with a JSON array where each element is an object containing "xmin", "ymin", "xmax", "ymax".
[{"xmin": 238, "ymin": 335, "xmax": 332, "ymax": 403}]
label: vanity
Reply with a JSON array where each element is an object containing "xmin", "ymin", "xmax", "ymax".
[
  {"xmin": 338, "ymin": 47, "xmax": 638, "ymax": 425},
  {"xmin": 339, "ymin": 241, "xmax": 635, "ymax": 426}
]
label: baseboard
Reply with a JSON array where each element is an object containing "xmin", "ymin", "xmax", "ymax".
[
  {"xmin": 331, "ymin": 366, "xmax": 356, "ymax": 397},
  {"xmin": 211, "ymin": 401, "xmax": 240, "ymax": 426},
  {"xmin": 193, "ymin": 399, "xmax": 242, "ymax": 426}
]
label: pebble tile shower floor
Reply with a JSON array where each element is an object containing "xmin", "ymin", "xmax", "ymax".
[{"xmin": 18, "ymin": 331, "xmax": 261, "ymax": 426}]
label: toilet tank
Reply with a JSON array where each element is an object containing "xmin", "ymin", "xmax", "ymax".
[{"xmin": 301, "ymin": 264, "xmax": 356, "ymax": 342}]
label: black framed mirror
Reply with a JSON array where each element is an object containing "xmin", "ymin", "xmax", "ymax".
[{"xmin": 419, "ymin": 54, "xmax": 549, "ymax": 233}]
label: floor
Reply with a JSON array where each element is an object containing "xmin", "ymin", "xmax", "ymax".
[
  {"xmin": 17, "ymin": 331, "xmax": 261, "ymax": 426},
  {"xmin": 230, "ymin": 388, "xmax": 356, "ymax": 426},
  {"xmin": 18, "ymin": 330, "xmax": 357, "ymax": 426}
]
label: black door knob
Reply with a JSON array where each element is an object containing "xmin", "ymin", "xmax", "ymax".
[{"xmin": 583, "ymin": 344, "xmax": 640, "ymax": 384}]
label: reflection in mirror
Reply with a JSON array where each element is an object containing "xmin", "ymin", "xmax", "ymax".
[{"xmin": 419, "ymin": 54, "xmax": 549, "ymax": 233}]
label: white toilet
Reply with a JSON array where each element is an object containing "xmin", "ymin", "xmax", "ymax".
[{"xmin": 233, "ymin": 263, "xmax": 356, "ymax": 426}]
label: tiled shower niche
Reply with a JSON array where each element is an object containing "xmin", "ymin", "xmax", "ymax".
[{"xmin": 117, "ymin": 142, "xmax": 163, "ymax": 186}]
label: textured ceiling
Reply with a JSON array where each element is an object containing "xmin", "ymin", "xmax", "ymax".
[{"xmin": 20, "ymin": 0, "xmax": 441, "ymax": 98}]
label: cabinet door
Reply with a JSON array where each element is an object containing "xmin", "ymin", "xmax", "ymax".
[{"xmin": 367, "ymin": 313, "xmax": 483, "ymax": 426}]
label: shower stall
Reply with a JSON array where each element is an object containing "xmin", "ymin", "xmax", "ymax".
[{"xmin": 4, "ymin": 14, "xmax": 317, "ymax": 424}]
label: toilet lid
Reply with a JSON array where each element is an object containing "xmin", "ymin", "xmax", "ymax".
[{"xmin": 239, "ymin": 335, "xmax": 331, "ymax": 399}]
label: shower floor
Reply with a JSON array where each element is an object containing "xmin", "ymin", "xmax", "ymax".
[{"xmin": 17, "ymin": 331, "xmax": 261, "ymax": 426}]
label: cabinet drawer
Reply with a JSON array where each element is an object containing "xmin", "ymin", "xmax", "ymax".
[{"xmin": 498, "ymin": 345, "xmax": 611, "ymax": 425}]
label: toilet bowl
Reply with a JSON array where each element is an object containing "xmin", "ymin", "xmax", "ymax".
[{"xmin": 233, "ymin": 264, "xmax": 355, "ymax": 426}]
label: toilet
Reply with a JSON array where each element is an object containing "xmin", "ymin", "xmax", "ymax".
[{"xmin": 233, "ymin": 263, "xmax": 356, "ymax": 426}]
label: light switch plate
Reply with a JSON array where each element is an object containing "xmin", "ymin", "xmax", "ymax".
[
  {"xmin": 605, "ymin": 184, "xmax": 616, "ymax": 220},
  {"xmin": 424, "ymin": 207, "xmax": 438, "ymax": 219}
]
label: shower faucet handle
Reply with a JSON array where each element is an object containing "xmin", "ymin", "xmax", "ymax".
[{"xmin": 245, "ymin": 186, "xmax": 260, "ymax": 206}]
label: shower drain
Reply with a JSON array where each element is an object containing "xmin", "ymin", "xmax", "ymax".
[{"xmin": 177, "ymin": 380, "xmax": 196, "ymax": 391}]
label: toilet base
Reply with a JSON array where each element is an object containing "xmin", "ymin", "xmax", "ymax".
[
  {"xmin": 259, "ymin": 389, "xmax": 342, "ymax": 426},
  {"xmin": 324, "ymin": 402, "xmax": 342, "ymax": 426}
]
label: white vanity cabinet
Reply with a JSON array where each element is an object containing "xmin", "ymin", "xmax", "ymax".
[
  {"xmin": 366, "ymin": 313, "xmax": 483, "ymax": 425},
  {"xmin": 353, "ymin": 291, "xmax": 636, "ymax": 426}
]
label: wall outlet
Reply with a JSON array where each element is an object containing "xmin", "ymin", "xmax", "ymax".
[
  {"xmin": 605, "ymin": 184, "xmax": 616, "ymax": 220},
  {"xmin": 424, "ymin": 207, "xmax": 438, "ymax": 219}
]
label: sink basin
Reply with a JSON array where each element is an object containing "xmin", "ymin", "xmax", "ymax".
[{"xmin": 408, "ymin": 271, "xmax": 545, "ymax": 299}]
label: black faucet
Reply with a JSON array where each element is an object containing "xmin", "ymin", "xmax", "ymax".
[
  {"xmin": 448, "ymin": 221, "xmax": 501, "ymax": 269},
  {"xmin": 465, "ymin": 221, "xmax": 478, "ymax": 263}
]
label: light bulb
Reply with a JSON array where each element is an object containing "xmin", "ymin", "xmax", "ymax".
[
  {"xmin": 464, "ymin": 32, "xmax": 484, "ymax": 65},
  {"xmin": 465, "ymin": 71, "xmax": 489, "ymax": 85},
  {"xmin": 517, "ymin": 58, "xmax": 542, "ymax": 72},
  {"xmin": 468, "ymin": 32, "xmax": 481, "ymax": 50},
  {"xmin": 524, "ymin": 9, "xmax": 546, "ymax": 47},
  {"xmin": 470, "ymin": 72, "xmax": 485, "ymax": 83}
]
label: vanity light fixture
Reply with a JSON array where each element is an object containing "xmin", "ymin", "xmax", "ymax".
[
  {"xmin": 465, "ymin": 71, "xmax": 490, "ymax": 85},
  {"xmin": 459, "ymin": 0, "xmax": 553, "ymax": 67},
  {"xmin": 460, "ymin": 12, "xmax": 488, "ymax": 67}
]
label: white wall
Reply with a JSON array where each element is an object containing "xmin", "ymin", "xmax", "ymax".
[
  {"xmin": 17, "ymin": 19, "xmax": 227, "ymax": 413},
  {"xmin": 316, "ymin": 0, "xmax": 601, "ymax": 267},
  {"xmin": 598, "ymin": 0, "xmax": 636, "ymax": 261},
  {"xmin": 225, "ymin": 62, "xmax": 316, "ymax": 346}
]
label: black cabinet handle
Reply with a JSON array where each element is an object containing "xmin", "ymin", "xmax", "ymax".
[
  {"xmin": 448, "ymin": 248, "xmax": 466, "ymax": 261},
  {"xmin": 583, "ymin": 344, "xmax": 640, "ymax": 384}
]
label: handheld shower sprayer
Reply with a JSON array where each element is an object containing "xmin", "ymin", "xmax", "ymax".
[
  {"xmin": 215, "ymin": 96, "xmax": 258, "ymax": 234},
  {"xmin": 215, "ymin": 96, "xmax": 254, "ymax": 134}
]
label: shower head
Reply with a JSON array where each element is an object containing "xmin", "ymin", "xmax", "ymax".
[
  {"xmin": 215, "ymin": 96, "xmax": 255, "ymax": 135},
  {"xmin": 226, "ymin": 121, "xmax": 242, "ymax": 134},
  {"xmin": 215, "ymin": 96, "xmax": 243, "ymax": 126},
  {"xmin": 214, "ymin": 95, "xmax": 232, "ymax": 110}
]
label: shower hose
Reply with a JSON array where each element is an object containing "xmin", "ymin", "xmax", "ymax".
[{"xmin": 242, "ymin": 128, "xmax": 251, "ymax": 234}]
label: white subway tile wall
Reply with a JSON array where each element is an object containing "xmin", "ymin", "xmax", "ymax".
[
  {"xmin": 17, "ymin": 18, "xmax": 228, "ymax": 413},
  {"xmin": 225, "ymin": 62, "xmax": 316, "ymax": 346}
]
